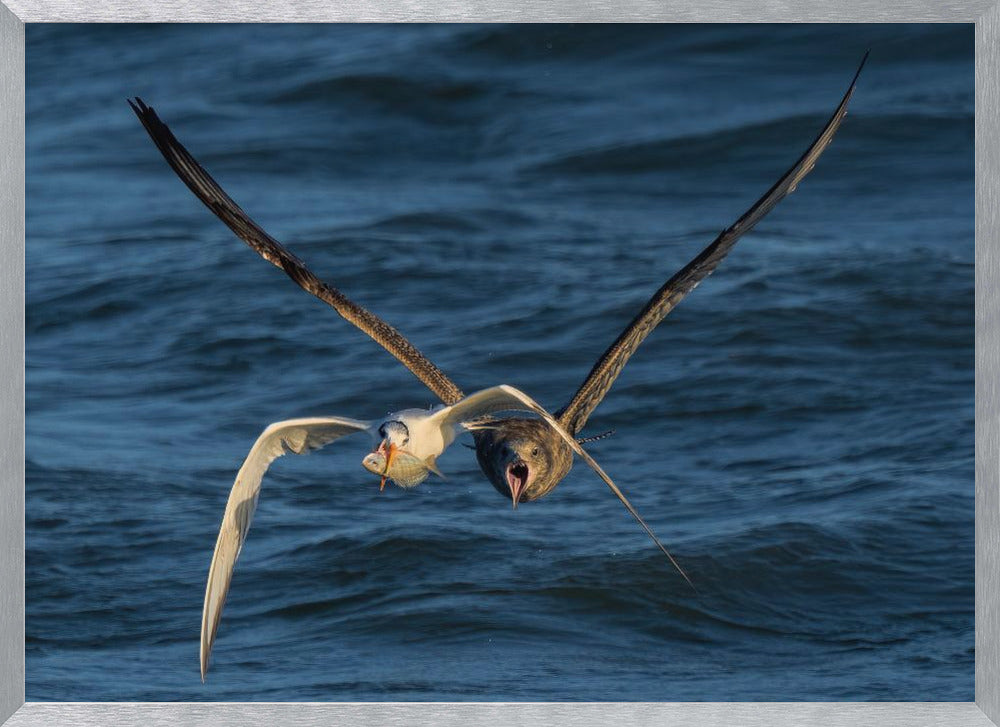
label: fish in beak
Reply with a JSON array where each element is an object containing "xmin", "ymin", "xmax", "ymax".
[{"xmin": 361, "ymin": 440, "xmax": 435, "ymax": 489}]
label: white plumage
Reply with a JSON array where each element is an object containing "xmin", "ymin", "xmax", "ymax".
[{"xmin": 199, "ymin": 384, "xmax": 569, "ymax": 680}]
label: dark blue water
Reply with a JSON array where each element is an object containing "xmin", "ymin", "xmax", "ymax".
[{"xmin": 25, "ymin": 24, "xmax": 974, "ymax": 701}]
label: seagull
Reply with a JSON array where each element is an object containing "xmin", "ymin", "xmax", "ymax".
[
  {"xmin": 137, "ymin": 50, "xmax": 866, "ymax": 509},
  {"xmin": 129, "ymin": 100, "xmax": 673, "ymax": 679},
  {"xmin": 131, "ymin": 52, "xmax": 865, "ymax": 678},
  {"xmin": 472, "ymin": 53, "xmax": 867, "ymax": 509}
]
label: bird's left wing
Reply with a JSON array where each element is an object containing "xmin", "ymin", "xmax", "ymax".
[
  {"xmin": 557, "ymin": 52, "xmax": 868, "ymax": 435},
  {"xmin": 129, "ymin": 98, "xmax": 466, "ymax": 407},
  {"xmin": 459, "ymin": 385, "xmax": 695, "ymax": 590},
  {"xmin": 201, "ymin": 415, "xmax": 370, "ymax": 681}
]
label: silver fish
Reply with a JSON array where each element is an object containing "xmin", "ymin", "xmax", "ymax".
[{"xmin": 362, "ymin": 450, "xmax": 433, "ymax": 489}]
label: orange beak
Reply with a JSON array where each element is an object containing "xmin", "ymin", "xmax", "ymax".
[{"xmin": 379, "ymin": 441, "xmax": 398, "ymax": 492}]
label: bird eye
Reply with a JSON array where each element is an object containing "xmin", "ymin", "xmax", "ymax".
[{"xmin": 531, "ymin": 447, "xmax": 539, "ymax": 457}]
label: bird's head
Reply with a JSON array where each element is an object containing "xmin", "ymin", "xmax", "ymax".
[
  {"xmin": 361, "ymin": 420, "xmax": 429, "ymax": 490},
  {"xmin": 377, "ymin": 419, "xmax": 410, "ymax": 450},
  {"xmin": 474, "ymin": 419, "xmax": 571, "ymax": 507}
]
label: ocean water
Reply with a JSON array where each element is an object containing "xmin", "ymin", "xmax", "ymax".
[{"xmin": 25, "ymin": 24, "xmax": 974, "ymax": 701}]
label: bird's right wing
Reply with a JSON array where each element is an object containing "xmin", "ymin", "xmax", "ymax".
[
  {"xmin": 430, "ymin": 385, "xmax": 538, "ymax": 431},
  {"xmin": 200, "ymin": 416, "xmax": 370, "ymax": 681},
  {"xmin": 129, "ymin": 98, "xmax": 465, "ymax": 407},
  {"xmin": 459, "ymin": 385, "xmax": 695, "ymax": 591},
  {"xmin": 557, "ymin": 52, "xmax": 868, "ymax": 435}
]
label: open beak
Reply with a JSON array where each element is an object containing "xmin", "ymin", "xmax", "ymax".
[
  {"xmin": 377, "ymin": 441, "xmax": 398, "ymax": 491},
  {"xmin": 505, "ymin": 459, "xmax": 530, "ymax": 509}
]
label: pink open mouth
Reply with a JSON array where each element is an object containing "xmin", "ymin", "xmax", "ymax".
[{"xmin": 505, "ymin": 460, "xmax": 530, "ymax": 508}]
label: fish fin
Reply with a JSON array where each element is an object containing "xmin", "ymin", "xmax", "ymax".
[{"xmin": 424, "ymin": 455, "xmax": 446, "ymax": 479}]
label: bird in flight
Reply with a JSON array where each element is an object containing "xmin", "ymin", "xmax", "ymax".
[
  {"xmin": 130, "ymin": 99, "xmax": 688, "ymax": 680},
  {"xmin": 472, "ymin": 54, "xmax": 867, "ymax": 509},
  {"xmin": 130, "ymin": 51, "xmax": 865, "ymax": 679}
]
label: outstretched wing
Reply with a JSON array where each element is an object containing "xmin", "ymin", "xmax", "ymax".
[
  {"xmin": 129, "ymin": 98, "xmax": 465, "ymax": 406},
  {"xmin": 429, "ymin": 384, "xmax": 538, "ymax": 432},
  {"xmin": 200, "ymin": 416, "xmax": 370, "ymax": 681},
  {"xmin": 460, "ymin": 385, "xmax": 695, "ymax": 590},
  {"xmin": 558, "ymin": 52, "xmax": 868, "ymax": 435}
]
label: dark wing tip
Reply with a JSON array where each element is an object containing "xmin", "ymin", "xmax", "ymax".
[
  {"xmin": 127, "ymin": 96, "xmax": 150, "ymax": 117},
  {"xmin": 851, "ymin": 50, "xmax": 870, "ymax": 88},
  {"xmin": 127, "ymin": 96, "xmax": 167, "ymax": 146}
]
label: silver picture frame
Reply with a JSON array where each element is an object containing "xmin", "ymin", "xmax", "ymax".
[{"xmin": 3, "ymin": 3, "xmax": 996, "ymax": 726}]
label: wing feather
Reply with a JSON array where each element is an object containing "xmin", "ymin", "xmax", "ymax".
[
  {"xmin": 129, "ymin": 98, "xmax": 465, "ymax": 406},
  {"xmin": 200, "ymin": 416, "xmax": 370, "ymax": 680},
  {"xmin": 558, "ymin": 52, "xmax": 868, "ymax": 434},
  {"xmin": 429, "ymin": 385, "xmax": 538, "ymax": 432}
]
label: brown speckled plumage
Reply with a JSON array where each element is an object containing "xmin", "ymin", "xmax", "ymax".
[
  {"xmin": 129, "ymin": 98, "xmax": 466, "ymax": 407},
  {"xmin": 474, "ymin": 53, "xmax": 867, "ymax": 509},
  {"xmin": 473, "ymin": 420, "xmax": 574, "ymax": 503},
  {"xmin": 131, "ymin": 54, "xmax": 865, "ymax": 587}
]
